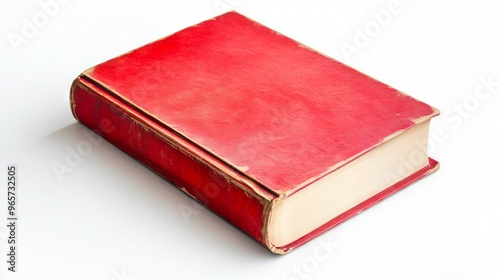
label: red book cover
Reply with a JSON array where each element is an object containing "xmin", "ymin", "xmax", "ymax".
[{"xmin": 70, "ymin": 11, "xmax": 439, "ymax": 254}]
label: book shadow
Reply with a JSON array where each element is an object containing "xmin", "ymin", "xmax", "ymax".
[{"xmin": 45, "ymin": 122, "xmax": 279, "ymax": 260}]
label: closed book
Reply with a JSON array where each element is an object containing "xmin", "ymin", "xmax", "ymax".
[{"xmin": 70, "ymin": 11, "xmax": 439, "ymax": 254}]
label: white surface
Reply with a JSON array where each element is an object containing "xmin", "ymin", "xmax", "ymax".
[{"xmin": 1, "ymin": 1, "xmax": 499, "ymax": 279}]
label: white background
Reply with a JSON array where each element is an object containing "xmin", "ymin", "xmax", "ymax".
[{"xmin": 1, "ymin": 1, "xmax": 500, "ymax": 279}]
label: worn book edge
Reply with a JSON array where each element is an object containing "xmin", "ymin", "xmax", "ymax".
[{"xmin": 71, "ymin": 74, "xmax": 439, "ymax": 254}]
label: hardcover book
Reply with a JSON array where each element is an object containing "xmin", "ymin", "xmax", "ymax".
[{"xmin": 70, "ymin": 11, "xmax": 439, "ymax": 254}]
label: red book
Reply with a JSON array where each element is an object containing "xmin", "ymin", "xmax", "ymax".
[{"xmin": 70, "ymin": 11, "xmax": 439, "ymax": 254}]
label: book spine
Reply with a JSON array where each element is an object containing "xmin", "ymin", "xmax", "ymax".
[{"xmin": 70, "ymin": 76, "xmax": 272, "ymax": 250}]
